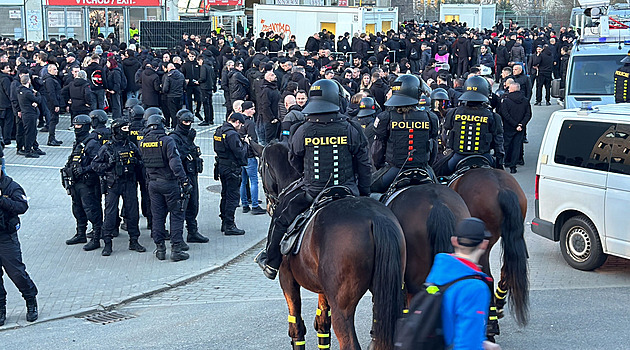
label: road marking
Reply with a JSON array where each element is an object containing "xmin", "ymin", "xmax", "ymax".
[{"xmin": 7, "ymin": 163, "xmax": 60, "ymax": 170}]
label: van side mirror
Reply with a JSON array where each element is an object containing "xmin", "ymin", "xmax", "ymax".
[{"xmin": 551, "ymin": 79, "xmax": 563, "ymax": 98}]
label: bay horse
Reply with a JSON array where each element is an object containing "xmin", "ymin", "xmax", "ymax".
[
  {"xmin": 251, "ymin": 141, "xmax": 406, "ymax": 350},
  {"xmin": 450, "ymin": 168, "xmax": 529, "ymax": 327}
]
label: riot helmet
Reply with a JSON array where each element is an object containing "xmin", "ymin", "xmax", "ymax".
[
  {"xmin": 430, "ymin": 88, "xmax": 450, "ymax": 112},
  {"xmin": 125, "ymin": 97, "xmax": 140, "ymax": 109},
  {"xmin": 130, "ymin": 105, "xmax": 145, "ymax": 120},
  {"xmin": 419, "ymin": 94, "xmax": 431, "ymax": 106},
  {"xmin": 459, "ymin": 75, "xmax": 490, "ymax": 103},
  {"xmin": 89, "ymin": 109, "xmax": 108, "ymax": 128},
  {"xmin": 357, "ymin": 97, "xmax": 377, "ymax": 117},
  {"xmin": 111, "ymin": 119, "xmax": 130, "ymax": 142},
  {"xmin": 622, "ymin": 50, "xmax": 630, "ymax": 64},
  {"xmin": 385, "ymin": 74, "xmax": 421, "ymax": 107},
  {"xmin": 146, "ymin": 114, "xmax": 165, "ymax": 129},
  {"xmin": 176, "ymin": 109, "xmax": 195, "ymax": 131},
  {"xmin": 143, "ymin": 107, "xmax": 163, "ymax": 121},
  {"xmin": 73, "ymin": 114, "xmax": 91, "ymax": 139},
  {"xmin": 301, "ymin": 79, "xmax": 341, "ymax": 114}
]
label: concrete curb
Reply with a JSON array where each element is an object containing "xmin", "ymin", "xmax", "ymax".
[{"xmin": 0, "ymin": 238, "xmax": 265, "ymax": 332}]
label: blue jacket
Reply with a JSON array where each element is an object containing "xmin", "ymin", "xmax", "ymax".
[{"xmin": 426, "ymin": 253, "xmax": 491, "ymax": 350}]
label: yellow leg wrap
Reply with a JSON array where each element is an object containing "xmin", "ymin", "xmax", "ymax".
[
  {"xmin": 496, "ymin": 286, "xmax": 507, "ymax": 294},
  {"xmin": 495, "ymin": 291, "xmax": 507, "ymax": 300},
  {"xmin": 288, "ymin": 315, "xmax": 297, "ymax": 324},
  {"xmin": 294, "ymin": 340, "xmax": 306, "ymax": 346},
  {"xmin": 318, "ymin": 345, "xmax": 330, "ymax": 349},
  {"xmin": 316, "ymin": 309, "xmax": 322, "ymax": 316},
  {"xmin": 403, "ymin": 309, "xmax": 409, "ymax": 314},
  {"xmin": 489, "ymin": 316, "xmax": 498, "ymax": 321},
  {"xmin": 317, "ymin": 333, "xmax": 330, "ymax": 338}
]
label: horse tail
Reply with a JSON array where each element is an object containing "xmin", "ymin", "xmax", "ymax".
[
  {"xmin": 371, "ymin": 214, "xmax": 405, "ymax": 350},
  {"xmin": 427, "ymin": 200, "xmax": 455, "ymax": 259},
  {"xmin": 498, "ymin": 189, "xmax": 530, "ymax": 327}
]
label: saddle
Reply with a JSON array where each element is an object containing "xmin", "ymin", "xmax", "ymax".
[
  {"xmin": 380, "ymin": 168, "xmax": 436, "ymax": 205},
  {"xmin": 280, "ymin": 186, "xmax": 355, "ymax": 255},
  {"xmin": 441, "ymin": 155, "xmax": 493, "ymax": 186}
]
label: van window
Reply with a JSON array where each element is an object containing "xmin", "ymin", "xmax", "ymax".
[
  {"xmin": 568, "ymin": 55, "xmax": 625, "ymax": 95},
  {"xmin": 554, "ymin": 120, "xmax": 614, "ymax": 171},
  {"xmin": 609, "ymin": 123, "xmax": 630, "ymax": 175}
]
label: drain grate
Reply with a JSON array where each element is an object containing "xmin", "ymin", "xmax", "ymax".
[{"xmin": 80, "ymin": 311, "xmax": 136, "ymax": 325}]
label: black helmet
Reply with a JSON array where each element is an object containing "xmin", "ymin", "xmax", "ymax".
[
  {"xmin": 430, "ymin": 87, "xmax": 449, "ymax": 101},
  {"xmin": 146, "ymin": 114, "xmax": 165, "ymax": 128},
  {"xmin": 73, "ymin": 114, "xmax": 92, "ymax": 126},
  {"xmin": 385, "ymin": 74, "xmax": 421, "ymax": 107},
  {"xmin": 110, "ymin": 119, "xmax": 130, "ymax": 141},
  {"xmin": 357, "ymin": 97, "xmax": 377, "ymax": 117},
  {"xmin": 622, "ymin": 50, "xmax": 630, "ymax": 64},
  {"xmin": 419, "ymin": 94, "xmax": 431, "ymax": 106},
  {"xmin": 460, "ymin": 75, "xmax": 490, "ymax": 103},
  {"xmin": 177, "ymin": 109, "xmax": 195, "ymax": 123},
  {"xmin": 130, "ymin": 105, "xmax": 145, "ymax": 120},
  {"xmin": 125, "ymin": 97, "xmax": 140, "ymax": 109},
  {"xmin": 301, "ymin": 79, "xmax": 341, "ymax": 114},
  {"xmin": 89, "ymin": 109, "xmax": 108, "ymax": 127},
  {"xmin": 143, "ymin": 107, "xmax": 163, "ymax": 121}
]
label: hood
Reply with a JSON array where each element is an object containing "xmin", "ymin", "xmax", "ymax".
[
  {"xmin": 143, "ymin": 68, "xmax": 156, "ymax": 77},
  {"xmin": 426, "ymin": 253, "xmax": 488, "ymax": 285},
  {"xmin": 262, "ymin": 79, "xmax": 277, "ymax": 89},
  {"xmin": 73, "ymin": 78, "xmax": 89, "ymax": 87},
  {"xmin": 507, "ymin": 91, "xmax": 525, "ymax": 103}
]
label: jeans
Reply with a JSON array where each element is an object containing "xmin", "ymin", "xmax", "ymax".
[
  {"xmin": 240, "ymin": 157, "xmax": 259, "ymax": 207},
  {"xmin": 93, "ymin": 89, "xmax": 106, "ymax": 110}
]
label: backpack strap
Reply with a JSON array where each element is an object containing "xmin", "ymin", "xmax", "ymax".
[{"xmin": 427, "ymin": 275, "xmax": 484, "ymax": 295}]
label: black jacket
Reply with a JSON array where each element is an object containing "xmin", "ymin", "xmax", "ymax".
[
  {"xmin": 122, "ymin": 56, "xmax": 141, "ymax": 92},
  {"xmin": 199, "ymin": 62, "xmax": 216, "ymax": 92},
  {"xmin": 181, "ymin": 60, "xmax": 201, "ymax": 87},
  {"xmin": 17, "ymin": 85, "xmax": 41, "ymax": 118},
  {"xmin": 139, "ymin": 68, "xmax": 161, "ymax": 107},
  {"xmin": 61, "ymin": 78, "xmax": 94, "ymax": 115},
  {"xmin": 0, "ymin": 174, "xmax": 28, "ymax": 234},
  {"xmin": 532, "ymin": 48, "xmax": 554, "ymax": 75},
  {"xmin": 84, "ymin": 62, "xmax": 106, "ymax": 91},
  {"xmin": 228, "ymin": 69, "xmax": 249, "ymax": 102},
  {"xmin": 43, "ymin": 74, "xmax": 63, "ymax": 110},
  {"xmin": 0, "ymin": 72, "xmax": 12, "ymax": 109},
  {"xmin": 106, "ymin": 66, "xmax": 123, "ymax": 94},
  {"xmin": 162, "ymin": 69, "xmax": 185, "ymax": 98},
  {"xmin": 369, "ymin": 78, "xmax": 389, "ymax": 109},
  {"xmin": 259, "ymin": 80, "xmax": 280, "ymax": 123},
  {"xmin": 499, "ymin": 91, "xmax": 532, "ymax": 131}
]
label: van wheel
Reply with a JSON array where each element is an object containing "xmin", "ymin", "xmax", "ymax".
[{"xmin": 559, "ymin": 216, "xmax": 607, "ymax": 271}]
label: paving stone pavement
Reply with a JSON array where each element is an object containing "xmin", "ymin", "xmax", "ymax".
[{"xmin": 0, "ymin": 112, "xmax": 271, "ymax": 329}]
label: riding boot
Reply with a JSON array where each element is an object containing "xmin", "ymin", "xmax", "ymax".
[
  {"xmin": 25, "ymin": 298, "xmax": 38, "ymax": 322},
  {"xmin": 155, "ymin": 242, "xmax": 166, "ymax": 261},
  {"xmin": 66, "ymin": 227, "xmax": 87, "ymax": 245},
  {"xmin": 170, "ymin": 244, "xmax": 190, "ymax": 262},
  {"xmin": 254, "ymin": 249, "xmax": 267, "ymax": 270},
  {"xmin": 101, "ymin": 240, "xmax": 113, "ymax": 256},
  {"xmin": 0, "ymin": 302, "xmax": 5, "ymax": 326},
  {"xmin": 83, "ymin": 227, "xmax": 101, "ymax": 251},
  {"xmin": 129, "ymin": 239, "xmax": 147, "ymax": 252}
]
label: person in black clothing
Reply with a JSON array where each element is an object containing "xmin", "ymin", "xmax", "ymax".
[
  {"xmin": 499, "ymin": 83, "xmax": 531, "ymax": 174},
  {"xmin": 369, "ymin": 72, "xmax": 389, "ymax": 108},
  {"xmin": 354, "ymin": 96, "xmax": 377, "ymax": 150},
  {"xmin": 84, "ymin": 54, "xmax": 106, "ymax": 109},
  {"xmin": 255, "ymin": 79, "xmax": 372, "ymax": 280},
  {"xmin": 169, "ymin": 110, "xmax": 209, "ymax": 244},
  {"xmin": 89, "ymin": 110, "xmax": 111, "ymax": 146},
  {"xmin": 105, "ymin": 57, "xmax": 124, "ymax": 120},
  {"xmin": 128, "ymin": 105, "xmax": 153, "ymax": 230},
  {"xmin": 258, "ymin": 71, "xmax": 281, "ymax": 145},
  {"xmin": 0, "ymin": 63, "xmax": 13, "ymax": 145},
  {"xmin": 42, "ymin": 64, "xmax": 63, "ymax": 146},
  {"xmin": 11, "ymin": 70, "xmax": 31, "ymax": 155},
  {"xmin": 16, "ymin": 75, "xmax": 46, "ymax": 158},
  {"xmin": 61, "ymin": 70, "xmax": 94, "ymax": 118},
  {"xmin": 213, "ymin": 113, "xmax": 249, "ymax": 236},
  {"xmin": 0, "ymin": 171, "xmax": 38, "ymax": 326},
  {"xmin": 162, "ymin": 63, "xmax": 185, "ymax": 128},
  {"xmin": 238, "ymin": 101, "xmax": 266, "ymax": 215},
  {"xmin": 198, "ymin": 55, "xmax": 215, "ymax": 125},
  {"xmin": 140, "ymin": 114, "xmax": 192, "ymax": 262},
  {"xmin": 138, "ymin": 61, "xmax": 161, "ymax": 108},
  {"xmin": 63, "ymin": 114, "xmax": 104, "ymax": 251},
  {"xmin": 91, "ymin": 119, "xmax": 146, "ymax": 257},
  {"xmin": 181, "ymin": 51, "xmax": 202, "ymax": 120},
  {"xmin": 229, "ymin": 61, "xmax": 249, "ymax": 104},
  {"xmin": 532, "ymin": 45, "xmax": 553, "ymax": 105},
  {"xmin": 305, "ymin": 33, "xmax": 321, "ymax": 53},
  {"xmin": 121, "ymin": 49, "xmax": 141, "ymax": 103},
  {"xmin": 221, "ymin": 60, "xmax": 234, "ymax": 117}
]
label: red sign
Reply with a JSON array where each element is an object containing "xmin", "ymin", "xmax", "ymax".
[
  {"xmin": 205, "ymin": 0, "xmax": 243, "ymax": 6},
  {"xmin": 46, "ymin": 0, "xmax": 161, "ymax": 6},
  {"xmin": 338, "ymin": 0, "xmax": 348, "ymax": 6}
]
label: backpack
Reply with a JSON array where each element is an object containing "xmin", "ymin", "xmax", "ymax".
[
  {"xmin": 394, "ymin": 275, "xmax": 484, "ymax": 350},
  {"xmin": 410, "ymin": 47, "xmax": 419, "ymax": 60},
  {"xmin": 119, "ymin": 69, "xmax": 128, "ymax": 91}
]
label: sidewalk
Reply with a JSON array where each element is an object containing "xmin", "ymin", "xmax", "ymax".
[{"xmin": 0, "ymin": 113, "xmax": 270, "ymax": 330}]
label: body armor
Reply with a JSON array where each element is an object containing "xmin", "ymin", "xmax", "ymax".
[
  {"xmin": 303, "ymin": 120, "xmax": 354, "ymax": 187},
  {"xmin": 129, "ymin": 119, "xmax": 145, "ymax": 145},
  {"xmin": 385, "ymin": 109, "xmax": 431, "ymax": 168},
  {"xmin": 113, "ymin": 148, "xmax": 137, "ymax": 178},
  {"xmin": 213, "ymin": 125, "xmax": 238, "ymax": 167},
  {"xmin": 450, "ymin": 106, "xmax": 493, "ymax": 155},
  {"xmin": 614, "ymin": 65, "xmax": 630, "ymax": 103},
  {"xmin": 140, "ymin": 134, "xmax": 166, "ymax": 168}
]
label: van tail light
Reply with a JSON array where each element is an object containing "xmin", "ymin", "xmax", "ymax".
[{"xmin": 535, "ymin": 174, "xmax": 540, "ymax": 200}]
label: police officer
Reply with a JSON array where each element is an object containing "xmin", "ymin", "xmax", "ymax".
[
  {"xmin": 0, "ymin": 170, "xmax": 38, "ymax": 325},
  {"xmin": 89, "ymin": 109, "xmax": 111, "ymax": 146},
  {"xmin": 430, "ymin": 88, "xmax": 451, "ymax": 155},
  {"xmin": 443, "ymin": 75, "xmax": 505, "ymax": 174},
  {"xmin": 92, "ymin": 119, "xmax": 146, "ymax": 256},
  {"xmin": 169, "ymin": 109, "xmax": 209, "ymax": 244},
  {"xmin": 140, "ymin": 114, "xmax": 192, "ymax": 262},
  {"xmin": 355, "ymin": 96, "xmax": 377, "ymax": 150},
  {"xmin": 17, "ymin": 75, "xmax": 46, "ymax": 158},
  {"xmin": 614, "ymin": 50, "xmax": 630, "ymax": 103},
  {"xmin": 124, "ymin": 97, "xmax": 141, "ymax": 120},
  {"xmin": 371, "ymin": 74, "xmax": 439, "ymax": 193},
  {"xmin": 256, "ymin": 79, "xmax": 372, "ymax": 280},
  {"xmin": 213, "ymin": 113, "xmax": 249, "ymax": 236},
  {"xmin": 129, "ymin": 104, "xmax": 153, "ymax": 230},
  {"xmin": 63, "ymin": 114, "xmax": 104, "ymax": 251}
]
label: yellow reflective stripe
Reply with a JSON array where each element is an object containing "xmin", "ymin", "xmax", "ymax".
[
  {"xmin": 490, "ymin": 307, "xmax": 497, "ymax": 311},
  {"xmin": 495, "ymin": 292, "xmax": 507, "ymax": 300},
  {"xmin": 288, "ymin": 315, "xmax": 296, "ymax": 323},
  {"xmin": 403, "ymin": 309, "xmax": 409, "ymax": 314},
  {"xmin": 318, "ymin": 345, "xmax": 330, "ymax": 349},
  {"xmin": 317, "ymin": 333, "xmax": 330, "ymax": 338},
  {"xmin": 316, "ymin": 309, "xmax": 322, "ymax": 316},
  {"xmin": 328, "ymin": 310, "xmax": 331, "ymax": 317},
  {"xmin": 426, "ymin": 285, "xmax": 439, "ymax": 294},
  {"xmin": 496, "ymin": 286, "xmax": 507, "ymax": 294},
  {"xmin": 489, "ymin": 316, "xmax": 498, "ymax": 321},
  {"xmin": 294, "ymin": 340, "xmax": 306, "ymax": 346}
]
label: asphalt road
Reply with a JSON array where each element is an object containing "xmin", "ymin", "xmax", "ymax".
[{"xmin": 2, "ymin": 102, "xmax": 630, "ymax": 350}]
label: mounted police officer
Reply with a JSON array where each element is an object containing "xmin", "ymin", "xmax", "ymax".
[
  {"xmin": 140, "ymin": 114, "xmax": 192, "ymax": 262},
  {"xmin": 614, "ymin": 50, "xmax": 630, "ymax": 103},
  {"xmin": 63, "ymin": 114, "xmax": 104, "ymax": 251},
  {"xmin": 256, "ymin": 79, "xmax": 372, "ymax": 280},
  {"xmin": 371, "ymin": 74, "xmax": 439, "ymax": 193},
  {"xmin": 92, "ymin": 119, "xmax": 146, "ymax": 256},
  {"xmin": 443, "ymin": 75, "xmax": 505, "ymax": 174},
  {"xmin": 213, "ymin": 113, "xmax": 249, "ymax": 236},
  {"xmin": 355, "ymin": 96, "xmax": 377, "ymax": 150},
  {"xmin": 169, "ymin": 109, "xmax": 209, "ymax": 244}
]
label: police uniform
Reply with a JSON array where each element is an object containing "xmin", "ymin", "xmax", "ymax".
[
  {"xmin": 614, "ymin": 53, "xmax": 630, "ymax": 103},
  {"xmin": 258, "ymin": 79, "xmax": 371, "ymax": 280},
  {"xmin": 63, "ymin": 116, "xmax": 104, "ymax": 251},
  {"xmin": 354, "ymin": 97, "xmax": 378, "ymax": 151},
  {"xmin": 0, "ymin": 173, "xmax": 38, "ymax": 324},
  {"xmin": 213, "ymin": 116, "xmax": 248, "ymax": 235},
  {"xmin": 129, "ymin": 107, "xmax": 153, "ymax": 229},
  {"xmin": 140, "ymin": 116, "xmax": 191, "ymax": 261},
  {"xmin": 92, "ymin": 121, "xmax": 144, "ymax": 256}
]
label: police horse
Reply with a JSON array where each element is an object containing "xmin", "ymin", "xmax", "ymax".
[{"xmin": 252, "ymin": 141, "xmax": 406, "ymax": 350}]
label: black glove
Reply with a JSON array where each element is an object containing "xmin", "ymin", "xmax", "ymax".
[
  {"xmin": 213, "ymin": 162, "xmax": 220, "ymax": 181},
  {"xmin": 72, "ymin": 166, "xmax": 84, "ymax": 177},
  {"xmin": 182, "ymin": 181, "xmax": 193, "ymax": 194}
]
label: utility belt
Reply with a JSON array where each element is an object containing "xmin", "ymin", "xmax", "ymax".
[
  {"xmin": 216, "ymin": 157, "xmax": 239, "ymax": 169},
  {"xmin": 114, "ymin": 159, "xmax": 137, "ymax": 177}
]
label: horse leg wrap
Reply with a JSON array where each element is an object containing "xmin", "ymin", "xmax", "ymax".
[
  {"xmin": 291, "ymin": 339, "xmax": 306, "ymax": 350},
  {"xmin": 317, "ymin": 333, "xmax": 331, "ymax": 349},
  {"xmin": 494, "ymin": 286, "xmax": 507, "ymax": 318},
  {"xmin": 486, "ymin": 312, "xmax": 500, "ymax": 338}
]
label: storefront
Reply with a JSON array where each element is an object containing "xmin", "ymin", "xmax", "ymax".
[
  {"xmin": 0, "ymin": 0, "xmax": 27, "ymax": 39},
  {"xmin": 43, "ymin": 0, "xmax": 166, "ymax": 43}
]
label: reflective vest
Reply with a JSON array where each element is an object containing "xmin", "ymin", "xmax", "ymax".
[
  {"xmin": 451, "ymin": 106, "xmax": 493, "ymax": 155},
  {"xmin": 303, "ymin": 120, "xmax": 354, "ymax": 187},
  {"xmin": 140, "ymin": 134, "xmax": 166, "ymax": 168},
  {"xmin": 386, "ymin": 109, "xmax": 431, "ymax": 168},
  {"xmin": 129, "ymin": 27, "xmax": 139, "ymax": 38},
  {"xmin": 614, "ymin": 65, "xmax": 630, "ymax": 103}
]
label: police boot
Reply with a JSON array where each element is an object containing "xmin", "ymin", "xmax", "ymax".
[
  {"xmin": 187, "ymin": 230, "xmax": 209, "ymax": 243},
  {"xmin": 83, "ymin": 228, "xmax": 101, "ymax": 251},
  {"xmin": 224, "ymin": 224, "xmax": 245, "ymax": 236},
  {"xmin": 155, "ymin": 242, "xmax": 166, "ymax": 261},
  {"xmin": 25, "ymin": 298, "xmax": 38, "ymax": 322},
  {"xmin": 101, "ymin": 240, "xmax": 113, "ymax": 256},
  {"xmin": 86, "ymin": 229, "xmax": 94, "ymax": 239},
  {"xmin": 170, "ymin": 244, "xmax": 190, "ymax": 262},
  {"xmin": 66, "ymin": 228, "xmax": 87, "ymax": 245},
  {"xmin": 129, "ymin": 239, "xmax": 146, "ymax": 253},
  {"xmin": 0, "ymin": 303, "xmax": 6, "ymax": 326}
]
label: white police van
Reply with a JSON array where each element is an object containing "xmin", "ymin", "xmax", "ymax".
[{"xmin": 532, "ymin": 103, "xmax": 630, "ymax": 270}]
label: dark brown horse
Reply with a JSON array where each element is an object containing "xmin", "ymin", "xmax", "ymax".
[
  {"xmin": 252, "ymin": 141, "xmax": 406, "ymax": 350},
  {"xmin": 450, "ymin": 168, "xmax": 529, "ymax": 327}
]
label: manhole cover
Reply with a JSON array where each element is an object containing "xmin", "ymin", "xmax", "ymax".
[
  {"xmin": 206, "ymin": 185, "xmax": 222, "ymax": 193},
  {"xmin": 80, "ymin": 311, "xmax": 135, "ymax": 325}
]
